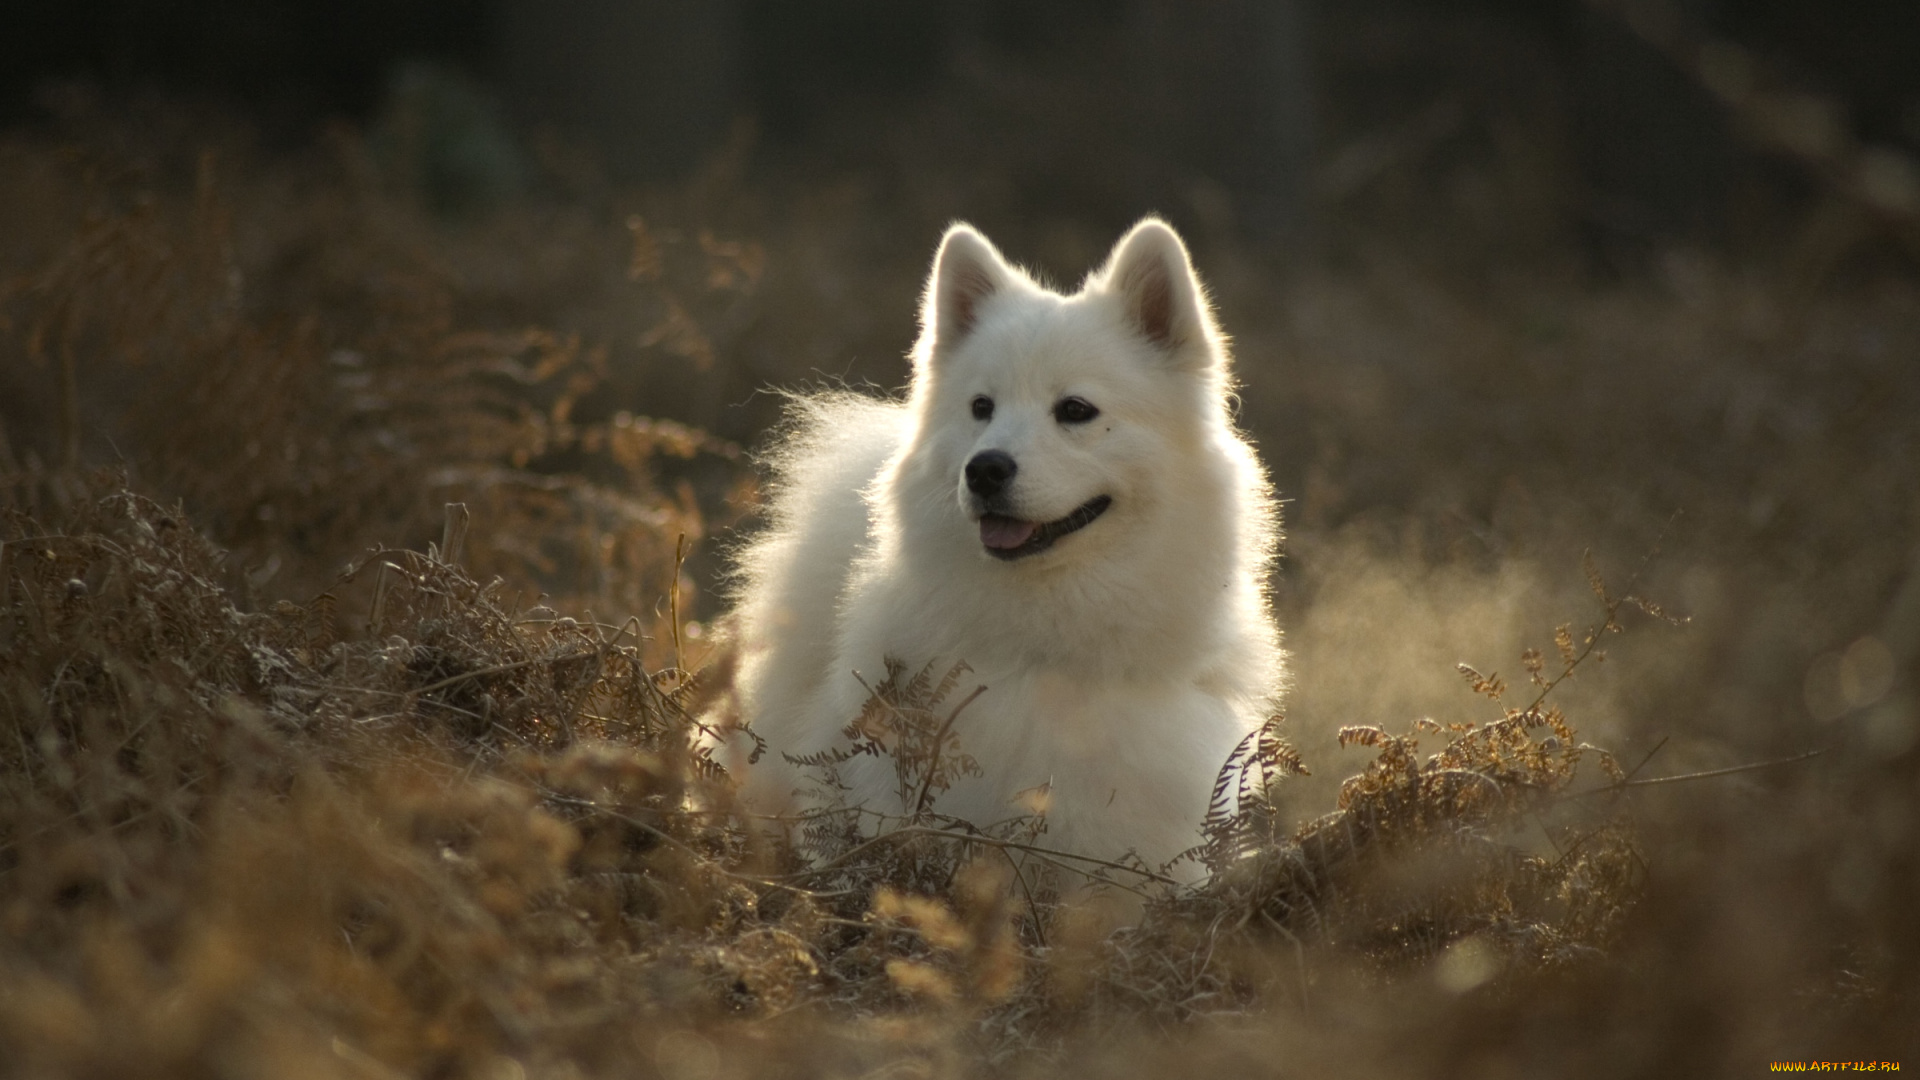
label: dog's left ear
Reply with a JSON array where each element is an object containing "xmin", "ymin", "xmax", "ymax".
[{"xmin": 1096, "ymin": 218, "xmax": 1218, "ymax": 369}]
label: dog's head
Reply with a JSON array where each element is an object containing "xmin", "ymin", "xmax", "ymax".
[{"xmin": 906, "ymin": 218, "xmax": 1232, "ymax": 564}]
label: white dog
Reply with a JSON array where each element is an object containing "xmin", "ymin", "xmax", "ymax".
[{"xmin": 724, "ymin": 218, "xmax": 1284, "ymax": 876}]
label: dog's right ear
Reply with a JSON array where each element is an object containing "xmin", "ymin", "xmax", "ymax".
[
  {"xmin": 1094, "ymin": 217, "xmax": 1219, "ymax": 370},
  {"xmin": 923, "ymin": 224, "xmax": 1012, "ymax": 353}
]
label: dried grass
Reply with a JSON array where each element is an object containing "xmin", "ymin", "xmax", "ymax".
[
  {"xmin": 1, "ymin": 71, "xmax": 1915, "ymax": 1078},
  {"xmin": 0, "ymin": 473, "xmax": 1650, "ymax": 1078}
]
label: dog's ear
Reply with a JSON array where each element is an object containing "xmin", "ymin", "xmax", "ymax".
[
  {"xmin": 923, "ymin": 223, "xmax": 1012, "ymax": 352},
  {"xmin": 1096, "ymin": 218, "xmax": 1217, "ymax": 368}
]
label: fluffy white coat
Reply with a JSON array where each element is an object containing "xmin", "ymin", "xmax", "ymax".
[{"xmin": 725, "ymin": 218, "xmax": 1284, "ymax": 874}]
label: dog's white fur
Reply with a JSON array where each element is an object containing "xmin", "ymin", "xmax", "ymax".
[{"xmin": 725, "ymin": 218, "xmax": 1284, "ymax": 874}]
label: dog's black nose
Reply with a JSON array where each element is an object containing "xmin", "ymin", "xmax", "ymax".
[{"xmin": 965, "ymin": 450, "xmax": 1017, "ymax": 497}]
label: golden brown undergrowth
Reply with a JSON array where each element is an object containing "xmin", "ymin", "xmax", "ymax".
[
  {"xmin": 0, "ymin": 474, "xmax": 1644, "ymax": 1077},
  {"xmin": 8, "ymin": 91, "xmax": 1908, "ymax": 1078}
]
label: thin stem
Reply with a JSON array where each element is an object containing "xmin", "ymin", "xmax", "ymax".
[
  {"xmin": 912, "ymin": 684, "xmax": 989, "ymax": 817},
  {"xmin": 1567, "ymin": 745, "xmax": 1825, "ymax": 799},
  {"xmin": 790, "ymin": 824, "xmax": 1179, "ymax": 890}
]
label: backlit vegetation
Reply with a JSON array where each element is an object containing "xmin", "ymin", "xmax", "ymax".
[{"xmin": 3, "ymin": 55, "xmax": 1916, "ymax": 1078}]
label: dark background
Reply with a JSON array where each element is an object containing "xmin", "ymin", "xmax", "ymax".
[
  {"xmin": 9, "ymin": 0, "xmax": 1920, "ymax": 256},
  {"xmin": 4, "ymin": 6, "xmax": 1920, "ymax": 1071}
]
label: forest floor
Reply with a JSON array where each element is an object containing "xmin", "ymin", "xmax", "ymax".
[{"xmin": 1, "ymin": 83, "xmax": 1916, "ymax": 1078}]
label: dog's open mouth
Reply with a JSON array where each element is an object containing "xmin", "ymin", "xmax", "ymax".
[{"xmin": 979, "ymin": 495, "xmax": 1113, "ymax": 560}]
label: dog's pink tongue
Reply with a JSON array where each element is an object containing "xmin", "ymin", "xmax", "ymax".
[{"xmin": 980, "ymin": 515, "xmax": 1037, "ymax": 550}]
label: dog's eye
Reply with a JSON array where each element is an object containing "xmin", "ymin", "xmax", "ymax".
[
  {"xmin": 1054, "ymin": 396, "xmax": 1099, "ymax": 424},
  {"xmin": 971, "ymin": 395, "xmax": 994, "ymax": 421}
]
